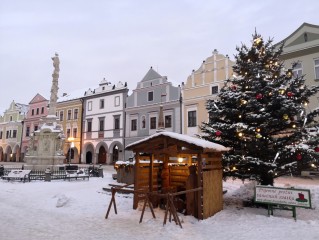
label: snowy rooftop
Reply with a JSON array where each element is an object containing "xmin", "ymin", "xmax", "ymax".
[
  {"xmin": 126, "ymin": 131, "xmax": 229, "ymax": 152},
  {"xmin": 58, "ymin": 88, "xmax": 88, "ymax": 102}
]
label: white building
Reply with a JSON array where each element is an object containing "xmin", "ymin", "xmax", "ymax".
[{"xmin": 82, "ymin": 79, "xmax": 128, "ymax": 164}]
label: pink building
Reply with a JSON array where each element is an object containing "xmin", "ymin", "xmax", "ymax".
[{"xmin": 21, "ymin": 94, "xmax": 49, "ymax": 160}]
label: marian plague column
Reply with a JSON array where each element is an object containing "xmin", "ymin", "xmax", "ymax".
[{"xmin": 25, "ymin": 53, "xmax": 66, "ymax": 167}]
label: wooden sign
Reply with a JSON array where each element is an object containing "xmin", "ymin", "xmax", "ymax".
[{"xmin": 255, "ymin": 185, "xmax": 312, "ymax": 208}]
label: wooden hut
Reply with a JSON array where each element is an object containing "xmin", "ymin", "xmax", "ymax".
[{"xmin": 125, "ymin": 131, "xmax": 229, "ymax": 220}]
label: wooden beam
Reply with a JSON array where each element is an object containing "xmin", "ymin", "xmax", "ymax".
[
  {"xmin": 133, "ymin": 152, "xmax": 140, "ymax": 209},
  {"xmin": 197, "ymin": 153, "xmax": 203, "ymax": 220},
  {"xmin": 149, "ymin": 154, "xmax": 153, "ymax": 192}
]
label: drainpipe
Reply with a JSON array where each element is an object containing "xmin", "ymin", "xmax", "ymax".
[
  {"xmin": 20, "ymin": 120, "xmax": 24, "ymax": 162},
  {"xmin": 79, "ymin": 98, "xmax": 84, "ymax": 164},
  {"xmin": 179, "ymin": 86, "xmax": 183, "ymax": 134}
]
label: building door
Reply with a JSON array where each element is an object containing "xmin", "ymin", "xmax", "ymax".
[
  {"xmin": 86, "ymin": 151, "xmax": 92, "ymax": 164},
  {"xmin": 98, "ymin": 146, "xmax": 107, "ymax": 164}
]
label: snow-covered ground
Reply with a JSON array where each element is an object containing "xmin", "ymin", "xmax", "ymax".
[{"xmin": 1, "ymin": 166, "xmax": 319, "ymax": 240}]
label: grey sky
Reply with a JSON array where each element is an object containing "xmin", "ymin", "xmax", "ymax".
[{"xmin": 0, "ymin": 0, "xmax": 318, "ymax": 112}]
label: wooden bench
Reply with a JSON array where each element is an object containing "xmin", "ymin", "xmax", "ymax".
[
  {"xmin": 2, "ymin": 170, "xmax": 31, "ymax": 183},
  {"xmin": 254, "ymin": 185, "xmax": 312, "ymax": 220},
  {"xmin": 65, "ymin": 169, "xmax": 89, "ymax": 181}
]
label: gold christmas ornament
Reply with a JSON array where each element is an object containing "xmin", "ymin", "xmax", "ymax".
[{"xmin": 283, "ymin": 114, "xmax": 289, "ymax": 120}]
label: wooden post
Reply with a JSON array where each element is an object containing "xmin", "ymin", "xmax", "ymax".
[
  {"xmin": 133, "ymin": 152, "xmax": 140, "ymax": 209},
  {"xmin": 149, "ymin": 154, "xmax": 153, "ymax": 192},
  {"xmin": 197, "ymin": 153, "xmax": 203, "ymax": 220}
]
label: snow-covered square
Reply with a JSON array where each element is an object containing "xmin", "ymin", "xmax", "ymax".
[{"xmin": 1, "ymin": 166, "xmax": 318, "ymax": 240}]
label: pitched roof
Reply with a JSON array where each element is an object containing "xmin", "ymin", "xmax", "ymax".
[
  {"xmin": 126, "ymin": 131, "xmax": 229, "ymax": 153},
  {"xmin": 29, "ymin": 93, "xmax": 48, "ymax": 104},
  {"xmin": 141, "ymin": 67, "xmax": 162, "ymax": 82}
]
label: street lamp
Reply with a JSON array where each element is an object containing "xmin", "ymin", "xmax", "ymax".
[{"xmin": 67, "ymin": 137, "xmax": 75, "ymax": 164}]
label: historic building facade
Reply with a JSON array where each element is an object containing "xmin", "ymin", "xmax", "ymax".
[
  {"xmin": 275, "ymin": 22, "xmax": 319, "ymax": 112},
  {"xmin": 0, "ymin": 101, "xmax": 28, "ymax": 162},
  {"xmin": 21, "ymin": 93, "xmax": 49, "ymax": 161},
  {"xmin": 82, "ymin": 79, "xmax": 128, "ymax": 164},
  {"xmin": 182, "ymin": 50, "xmax": 234, "ymax": 137},
  {"xmin": 56, "ymin": 90, "xmax": 85, "ymax": 164},
  {"xmin": 124, "ymin": 67, "xmax": 181, "ymax": 160}
]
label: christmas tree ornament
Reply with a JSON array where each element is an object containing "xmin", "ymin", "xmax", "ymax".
[
  {"xmin": 287, "ymin": 92, "xmax": 293, "ymax": 97},
  {"xmin": 256, "ymin": 133, "xmax": 262, "ymax": 138},
  {"xmin": 283, "ymin": 114, "xmax": 289, "ymax": 120},
  {"xmin": 256, "ymin": 93, "xmax": 263, "ymax": 99},
  {"xmin": 215, "ymin": 130, "xmax": 222, "ymax": 137},
  {"xmin": 315, "ymin": 147, "xmax": 319, "ymax": 152},
  {"xmin": 296, "ymin": 153, "xmax": 302, "ymax": 161}
]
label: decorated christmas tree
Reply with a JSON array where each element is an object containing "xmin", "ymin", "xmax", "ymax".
[{"xmin": 200, "ymin": 32, "xmax": 319, "ymax": 185}]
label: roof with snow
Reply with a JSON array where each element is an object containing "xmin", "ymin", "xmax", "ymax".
[
  {"xmin": 58, "ymin": 88, "xmax": 88, "ymax": 102},
  {"xmin": 126, "ymin": 131, "xmax": 229, "ymax": 153},
  {"xmin": 141, "ymin": 67, "xmax": 162, "ymax": 82}
]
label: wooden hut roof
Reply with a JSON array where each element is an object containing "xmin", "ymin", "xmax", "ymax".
[{"xmin": 126, "ymin": 131, "xmax": 229, "ymax": 153}]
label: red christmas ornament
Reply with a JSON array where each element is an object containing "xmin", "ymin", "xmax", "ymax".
[
  {"xmin": 315, "ymin": 147, "xmax": 319, "ymax": 152},
  {"xmin": 296, "ymin": 153, "xmax": 302, "ymax": 161},
  {"xmin": 215, "ymin": 130, "xmax": 222, "ymax": 137},
  {"xmin": 287, "ymin": 92, "xmax": 293, "ymax": 97},
  {"xmin": 256, "ymin": 93, "xmax": 263, "ymax": 100},
  {"xmin": 231, "ymin": 85, "xmax": 237, "ymax": 91}
]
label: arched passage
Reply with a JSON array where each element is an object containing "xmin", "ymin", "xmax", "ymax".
[
  {"xmin": 98, "ymin": 146, "xmax": 107, "ymax": 164},
  {"xmin": 83, "ymin": 142, "xmax": 95, "ymax": 164},
  {"xmin": 0, "ymin": 147, "xmax": 3, "ymax": 162},
  {"xmin": 5, "ymin": 146, "xmax": 12, "ymax": 162},
  {"xmin": 109, "ymin": 141, "xmax": 124, "ymax": 163}
]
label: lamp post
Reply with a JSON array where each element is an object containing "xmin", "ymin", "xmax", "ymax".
[{"xmin": 67, "ymin": 137, "xmax": 74, "ymax": 165}]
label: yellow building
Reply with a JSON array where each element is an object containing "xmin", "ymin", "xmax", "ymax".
[
  {"xmin": 182, "ymin": 50, "xmax": 234, "ymax": 136},
  {"xmin": 275, "ymin": 22, "xmax": 319, "ymax": 112},
  {"xmin": 56, "ymin": 90, "xmax": 84, "ymax": 164}
]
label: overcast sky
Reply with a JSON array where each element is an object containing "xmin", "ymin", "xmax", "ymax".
[{"xmin": 0, "ymin": 0, "xmax": 318, "ymax": 112}]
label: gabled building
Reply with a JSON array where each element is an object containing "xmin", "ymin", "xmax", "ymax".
[
  {"xmin": 182, "ymin": 50, "xmax": 234, "ymax": 136},
  {"xmin": 275, "ymin": 22, "xmax": 319, "ymax": 112},
  {"xmin": 0, "ymin": 101, "xmax": 28, "ymax": 162},
  {"xmin": 124, "ymin": 67, "xmax": 181, "ymax": 160},
  {"xmin": 21, "ymin": 93, "xmax": 49, "ymax": 161},
  {"xmin": 56, "ymin": 89, "xmax": 85, "ymax": 164},
  {"xmin": 82, "ymin": 79, "xmax": 128, "ymax": 164}
]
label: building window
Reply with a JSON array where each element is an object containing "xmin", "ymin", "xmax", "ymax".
[
  {"xmin": 114, "ymin": 116, "xmax": 120, "ymax": 130},
  {"xmin": 87, "ymin": 120, "xmax": 92, "ymax": 132},
  {"xmin": 99, "ymin": 118, "xmax": 105, "ymax": 131},
  {"xmin": 188, "ymin": 110, "xmax": 197, "ymax": 127},
  {"xmin": 100, "ymin": 99, "xmax": 104, "ymax": 109},
  {"xmin": 6, "ymin": 131, "xmax": 9, "ymax": 139},
  {"xmin": 211, "ymin": 85, "xmax": 219, "ymax": 94},
  {"xmin": 10, "ymin": 116, "xmax": 13, "ymax": 121},
  {"xmin": 315, "ymin": 59, "xmax": 319, "ymax": 80},
  {"xmin": 67, "ymin": 110, "xmax": 72, "ymax": 120},
  {"xmin": 73, "ymin": 128, "xmax": 77, "ymax": 138},
  {"xmin": 165, "ymin": 115, "xmax": 172, "ymax": 128},
  {"xmin": 41, "ymin": 107, "xmax": 44, "ymax": 114},
  {"xmin": 34, "ymin": 125, "xmax": 38, "ymax": 131},
  {"xmin": 26, "ymin": 127, "xmax": 30, "ymax": 137},
  {"xmin": 293, "ymin": 62, "xmax": 303, "ymax": 78},
  {"xmin": 66, "ymin": 128, "xmax": 71, "ymax": 138},
  {"xmin": 12, "ymin": 130, "xmax": 17, "ymax": 138},
  {"xmin": 0, "ymin": 131, "xmax": 2, "ymax": 139},
  {"xmin": 31, "ymin": 109, "xmax": 34, "ymax": 116},
  {"xmin": 36, "ymin": 108, "xmax": 39, "ymax": 115},
  {"xmin": 115, "ymin": 96, "xmax": 120, "ymax": 106},
  {"xmin": 59, "ymin": 111, "xmax": 64, "ymax": 121},
  {"xmin": 74, "ymin": 109, "xmax": 78, "ymax": 119},
  {"xmin": 131, "ymin": 119, "xmax": 137, "ymax": 131},
  {"xmin": 141, "ymin": 116, "xmax": 146, "ymax": 129},
  {"xmin": 148, "ymin": 91, "xmax": 154, "ymax": 101},
  {"xmin": 88, "ymin": 101, "xmax": 92, "ymax": 111},
  {"xmin": 150, "ymin": 117, "xmax": 156, "ymax": 129}
]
